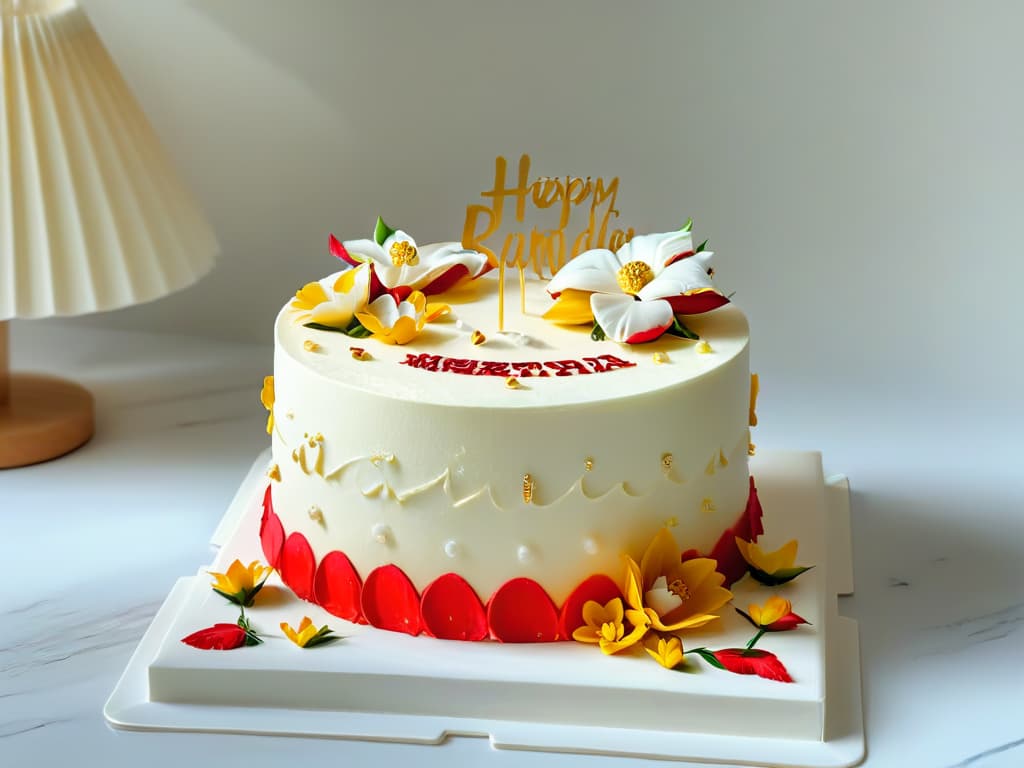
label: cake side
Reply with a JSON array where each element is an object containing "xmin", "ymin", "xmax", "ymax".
[{"xmin": 268, "ymin": 277, "xmax": 751, "ymax": 605}]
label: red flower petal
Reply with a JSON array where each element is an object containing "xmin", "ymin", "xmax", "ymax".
[
  {"xmin": 280, "ymin": 532, "xmax": 316, "ymax": 601},
  {"xmin": 313, "ymin": 551, "xmax": 363, "ymax": 622},
  {"xmin": 713, "ymin": 648, "xmax": 793, "ymax": 683},
  {"xmin": 735, "ymin": 476, "xmax": 765, "ymax": 542},
  {"xmin": 558, "ymin": 574, "xmax": 623, "ymax": 640},
  {"xmin": 361, "ymin": 564, "xmax": 422, "ymax": 636},
  {"xmin": 767, "ymin": 612, "xmax": 810, "ymax": 632},
  {"xmin": 388, "ymin": 286, "xmax": 414, "ymax": 304},
  {"xmin": 487, "ymin": 578, "xmax": 560, "ymax": 643},
  {"xmin": 329, "ymin": 234, "xmax": 359, "ymax": 267},
  {"xmin": 259, "ymin": 485, "xmax": 284, "ymax": 569},
  {"xmin": 419, "ymin": 264, "xmax": 471, "ymax": 296},
  {"xmin": 707, "ymin": 528, "xmax": 749, "ymax": 587},
  {"xmin": 664, "ymin": 292, "xmax": 730, "ymax": 315},
  {"xmin": 624, "ymin": 317, "xmax": 675, "ymax": 344},
  {"xmin": 682, "ymin": 477, "xmax": 767, "ymax": 587},
  {"xmin": 420, "ymin": 573, "xmax": 487, "ymax": 641},
  {"xmin": 663, "ymin": 249, "xmax": 696, "ymax": 267},
  {"xmin": 181, "ymin": 623, "xmax": 247, "ymax": 650}
]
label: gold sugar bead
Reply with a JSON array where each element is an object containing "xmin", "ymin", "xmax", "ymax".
[
  {"xmin": 350, "ymin": 346, "xmax": 371, "ymax": 361},
  {"xmin": 303, "ymin": 339, "xmax": 321, "ymax": 352},
  {"xmin": 505, "ymin": 377, "xmax": 522, "ymax": 389},
  {"xmin": 471, "ymin": 329, "xmax": 486, "ymax": 346}
]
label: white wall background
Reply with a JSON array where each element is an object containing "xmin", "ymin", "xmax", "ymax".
[{"xmin": 74, "ymin": 0, "xmax": 1023, "ymax": 411}]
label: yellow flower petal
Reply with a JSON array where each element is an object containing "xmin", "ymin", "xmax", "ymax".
[
  {"xmin": 572, "ymin": 625, "xmax": 602, "ymax": 644},
  {"xmin": 543, "ymin": 289, "xmax": 595, "ymax": 325},
  {"xmin": 225, "ymin": 559, "xmax": 250, "ymax": 592},
  {"xmin": 281, "ymin": 621, "xmax": 299, "ymax": 645},
  {"xmin": 598, "ymin": 619, "xmax": 649, "ymax": 655},
  {"xmin": 208, "ymin": 571, "xmax": 234, "ymax": 593},
  {"xmin": 623, "ymin": 557, "xmax": 644, "ymax": 612},
  {"xmin": 639, "ymin": 528, "xmax": 682, "ymax": 593},
  {"xmin": 644, "ymin": 635, "xmax": 684, "ymax": 669},
  {"xmin": 407, "ymin": 291, "xmax": 427, "ymax": 314},
  {"xmin": 390, "ymin": 315, "xmax": 420, "ymax": 345},
  {"xmin": 750, "ymin": 596, "xmax": 792, "ymax": 627},
  {"xmin": 355, "ymin": 311, "xmax": 386, "ymax": 336},
  {"xmin": 581, "ymin": 599, "xmax": 611, "ymax": 629},
  {"xmin": 292, "ymin": 281, "xmax": 329, "ymax": 311},
  {"xmin": 424, "ymin": 302, "xmax": 450, "ymax": 323}
]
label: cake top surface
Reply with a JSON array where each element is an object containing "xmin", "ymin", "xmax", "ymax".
[{"xmin": 276, "ymin": 274, "xmax": 748, "ymax": 410}]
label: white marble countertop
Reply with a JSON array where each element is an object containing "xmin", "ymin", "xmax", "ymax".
[{"xmin": 2, "ymin": 320, "xmax": 1021, "ymax": 768}]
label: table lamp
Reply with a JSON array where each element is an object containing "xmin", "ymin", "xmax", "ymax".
[{"xmin": 0, "ymin": 0, "xmax": 219, "ymax": 468}]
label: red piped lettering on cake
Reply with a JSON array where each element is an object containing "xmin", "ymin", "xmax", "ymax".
[
  {"xmin": 487, "ymin": 578, "xmax": 560, "ymax": 643},
  {"xmin": 420, "ymin": 573, "xmax": 488, "ymax": 641},
  {"xmin": 597, "ymin": 354, "xmax": 636, "ymax": 371},
  {"xmin": 558, "ymin": 574, "xmax": 623, "ymax": 640},
  {"xmin": 400, "ymin": 355, "xmax": 632, "ymax": 377},
  {"xmin": 544, "ymin": 359, "xmax": 592, "ymax": 376},
  {"xmin": 401, "ymin": 353, "xmax": 443, "ymax": 371},
  {"xmin": 280, "ymin": 532, "xmax": 316, "ymax": 601},
  {"xmin": 313, "ymin": 551, "xmax": 364, "ymax": 622},
  {"xmin": 441, "ymin": 357, "xmax": 478, "ymax": 374},
  {"xmin": 361, "ymin": 564, "xmax": 422, "ymax": 636},
  {"xmin": 474, "ymin": 360, "xmax": 511, "ymax": 377},
  {"xmin": 509, "ymin": 361, "xmax": 549, "ymax": 377},
  {"xmin": 259, "ymin": 485, "xmax": 285, "ymax": 569}
]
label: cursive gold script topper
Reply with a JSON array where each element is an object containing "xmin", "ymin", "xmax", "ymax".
[{"xmin": 462, "ymin": 154, "xmax": 634, "ymax": 330}]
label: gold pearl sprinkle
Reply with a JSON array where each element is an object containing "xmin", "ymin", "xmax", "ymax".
[
  {"xmin": 665, "ymin": 516, "xmax": 679, "ymax": 528},
  {"xmin": 350, "ymin": 346, "xmax": 371, "ymax": 361},
  {"xmin": 314, "ymin": 432, "xmax": 324, "ymax": 443},
  {"xmin": 652, "ymin": 352, "xmax": 669, "ymax": 365},
  {"xmin": 267, "ymin": 464, "xmax": 281, "ymax": 482},
  {"xmin": 616, "ymin": 260, "xmax": 655, "ymax": 295},
  {"xmin": 748, "ymin": 442, "xmax": 757, "ymax": 456},
  {"xmin": 303, "ymin": 339, "xmax": 321, "ymax": 352},
  {"xmin": 308, "ymin": 505, "xmax": 324, "ymax": 523},
  {"xmin": 584, "ymin": 457, "xmax": 594, "ymax": 471},
  {"xmin": 389, "ymin": 240, "xmax": 419, "ymax": 266},
  {"xmin": 522, "ymin": 473, "xmax": 535, "ymax": 504},
  {"xmin": 661, "ymin": 453, "xmax": 674, "ymax": 472},
  {"xmin": 505, "ymin": 376, "xmax": 522, "ymax": 389},
  {"xmin": 471, "ymin": 329, "xmax": 486, "ymax": 346},
  {"xmin": 696, "ymin": 340, "xmax": 713, "ymax": 354},
  {"xmin": 701, "ymin": 497, "xmax": 716, "ymax": 513}
]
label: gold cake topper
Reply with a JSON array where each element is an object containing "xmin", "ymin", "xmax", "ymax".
[{"xmin": 463, "ymin": 154, "xmax": 635, "ymax": 329}]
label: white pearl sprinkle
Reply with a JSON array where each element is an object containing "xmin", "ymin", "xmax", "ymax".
[
  {"xmin": 371, "ymin": 523, "xmax": 391, "ymax": 545},
  {"xmin": 517, "ymin": 545, "xmax": 532, "ymax": 563},
  {"xmin": 583, "ymin": 537, "xmax": 599, "ymax": 555},
  {"xmin": 444, "ymin": 540, "xmax": 459, "ymax": 558}
]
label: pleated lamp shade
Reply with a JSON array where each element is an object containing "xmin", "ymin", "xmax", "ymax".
[
  {"xmin": 0, "ymin": 0, "xmax": 219, "ymax": 319},
  {"xmin": 0, "ymin": 0, "xmax": 220, "ymax": 467}
]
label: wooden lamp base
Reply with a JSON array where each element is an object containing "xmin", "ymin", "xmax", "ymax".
[
  {"xmin": 0, "ymin": 373, "xmax": 95, "ymax": 468},
  {"xmin": 0, "ymin": 321, "xmax": 95, "ymax": 469}
]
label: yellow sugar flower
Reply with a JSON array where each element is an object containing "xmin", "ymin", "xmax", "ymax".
[
  {"xmin": 281, "ymin": 616, "xmax": 339, "ymax": 648},
  {"xmin": 737, "ymin": 595, "xmax": 809, "ymax": 632},
  {"xmin": 735, "ymin": 537, "xmax": 813, "ymax": 586},
  {"xmin": 572, "ymin": 597, "xmax": 647, "ymax": 654},
  {"xmin": 355, "ymin": 290, "xmax": 449, "ymax": 345},
  {"xmin": 291, "ymin": 263, "xmax": 372, "ymax": 330},
  {"xmin": 260, "ymin": 376, "xmax": 274, "ymax": 434},
  {"xmin": 209, "ymin": 559, "xmax": 272, "ymax": 607},
  {"xmin": 644, "ymin": 634, "xmax": 685, "ymax": 670},
  {"xmin": 635, "ymin": 528, "xmax": 733, "ymax": 633}
]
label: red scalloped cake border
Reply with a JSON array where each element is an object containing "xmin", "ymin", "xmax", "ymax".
[{"xmin": 259, "ymin": 478, "xmax": 764, "ymax": 643}]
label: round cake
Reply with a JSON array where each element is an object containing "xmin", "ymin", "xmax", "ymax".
[{"xmin": 265, "ymin": 273, "xmax": 752, "ymax": 622}]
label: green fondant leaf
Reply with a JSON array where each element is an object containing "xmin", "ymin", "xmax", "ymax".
[
  {"xmin": 695, "ymin": 239, "xmax": 708, "ymax": 253},
  {"xmin": 690, "ymin": 647, "xmax": 724, "ymax": 670},
  {"xmin": 213, "ymin": 588, "xmax": 245, "ymax": 607},
  {"xmin": 591, "ymin": 321, "xmax": 607, "ymax": 342},
  {"xmin": 374, "ymin": 216, "xmax": 396, "ymax": 246},
  {"xmin": 665, "ymin": 316, "xmax": 699, "ymax": 340},
  {"xmin": 749, "ymin": 565, "xmax": 815, "ymax": 587},
  {"xmin": 680, "ymin": 217, "xmax": 693, "ymax": 233},
  {"xmin": 345, "ymin": 320, "xmax": 373, "ymax": 339},
  {"xmin": 304, "ymin": 626, "xmax": 342, "ymax": 648},
  {"xmin": 303, "ymin": 322, "xmax": 348, "ymax": 334}
]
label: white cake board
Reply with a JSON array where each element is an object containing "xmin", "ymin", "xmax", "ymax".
[{"xmin": 105, "ymin": 450, "xmax": 864, "ymax": 767}]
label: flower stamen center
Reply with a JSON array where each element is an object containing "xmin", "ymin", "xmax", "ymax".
[
  {"xmin": 616, "ymin": 260, "xmax": 654, "ymax": 295},
  {"xmin": 389, "ymin": 240, "xmax": 419, "ymax": 266},
  {"xmin": 668, "ymin": 578, "xmax": 691, "ymax": 601}
]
